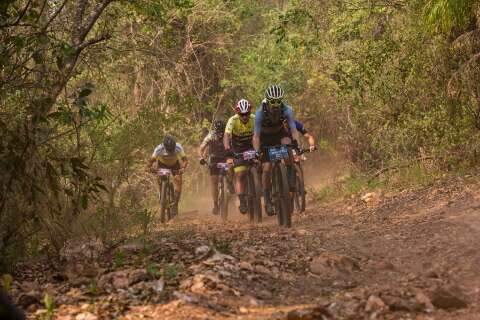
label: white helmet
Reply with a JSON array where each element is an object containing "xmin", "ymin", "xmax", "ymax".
[
  {"xmin": 235, "ymin": 99, "xmax": 252, "ymax": 114},
  {"xmin": 265, "ymin": 84, "xmax": 284, "ymax": 100}
]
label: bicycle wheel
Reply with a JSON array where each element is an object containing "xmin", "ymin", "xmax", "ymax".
[
  {"xmin": 271, "ymin": 168, "xmax": 283, "ymax": 226},
  {"xmin": 247, "ymin": 173, "xmax": 255, "ymax": 223},
  {"xmin": 249, "ymin": 166, "xmax": 262, "ymax": 224},
  {"xmin": 167, "ymin": 182, "xmax": 175, "ymax": 219},
  {"xmin": 293, "ymin": 163, "xmax": 306, "ymax": 213},
  {"xmin": 159, "ymin": 180, "xmax": 168, "ymax": 223},
  {"xmin": 273, "ymin": 163, "xmax": 292, "ymax": 227},
  {"xmin": 219, "ymin": 174, "xmax": 228, "ymax": 221}
]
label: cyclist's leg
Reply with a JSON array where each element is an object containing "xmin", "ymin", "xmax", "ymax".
[
  {"xmin": 209, "ymin": 159, "xmax": 222, "ymax": 213},
  {"xmin": 226, "ymin": 168, "xmax": 235, "ymax": 193},
  {"xmin": 210, "ymin": 174, "xmax": 220, "ymax": 214},
  {"xmin": 280, "ymin": 136, "xmax": 296, "ymax": 190},
  {"xmin": 169, "ymin": 161, "xmax": 182, "ymax": 214},
  {"xmin": 261, "ymin": 161, "xmax": 272, "ymax": 196},
  {"xmin": 234, "ymin": 164, "xmax": 248, "ymax": 213},
  {"xmin": 260, "ymin": 132, "xmax": 281, "ymax": 214},
  {"xmin": 173, "ymin": 174, "xmax": 182, "ymax": 199}
]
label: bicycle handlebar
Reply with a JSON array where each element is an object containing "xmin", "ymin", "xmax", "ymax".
[{"xmin": 296, "ymin": 146, "xmax": 317, "ymax": 155}]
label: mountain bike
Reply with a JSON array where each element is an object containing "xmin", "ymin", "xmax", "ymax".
[
  {"xmin": 263, "ymin": 144, "xmax": 294, "ymax": 227},
  {"xmin": 292, "ymin": 147, "xmax": 316, "ymax": 213},
  {"xmin": 233, "ymin": 150, "xmax": 262, "ymax": 223},
  {"xmin": 202, "ymin": 161, "xmax": 232, "ymax": 221},
  {"xmin": 216, "ymin": 162, "xmax": 231, "ymax": 220},
  {"xmin": 157, "ymin": 168, "xmax": 176, "ymax": 223}
]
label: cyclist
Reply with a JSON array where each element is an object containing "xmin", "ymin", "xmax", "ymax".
[
  {"xmin": 253, "ymin": 85, "xmax": 300, "ymax": 215},
  {"xmin": 146, "ymin": 135, "xmax": 188, "ymax": 216},
  {"xmin": 224, "ymin": 99, "xmax": 255, "ymax": 214},
  {"xmin": 198, "ymin": 120, "xmax": 231, "ymax": 215},
  {"xmin": 283, "ymin": 119, "xmax": 316, "ymax": 152}
]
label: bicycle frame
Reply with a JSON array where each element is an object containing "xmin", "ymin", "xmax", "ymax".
[
  {"xmin": 233, "ymin": 150, "xmax": 262, "ymax": 223},
  {"xmin": 157, "ymin": 168, "xmax": 175, "ymax": 223},
  {"xmin": 263, "ymin": 144, "xmax": 294, "ymax": 227}
]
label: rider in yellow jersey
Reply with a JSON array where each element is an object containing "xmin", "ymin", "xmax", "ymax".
[
  {"xmin": 223, "ymin": 99, "xmax": 255, "ymax": 214},
  {"xmin": 146, "ymin": 135, "xmax": 188, "ymax": 216}
]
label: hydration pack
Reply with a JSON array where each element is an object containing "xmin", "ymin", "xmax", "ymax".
[{"xmin": 261, "ymin": 102, "xmax": 286, "ymax": 129}]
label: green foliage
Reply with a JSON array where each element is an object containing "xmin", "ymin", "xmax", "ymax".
[
  {"xmin": 87, "ymin": 279, "xmax": 99, "ymax": 296},
  {"xmin": 424, "ymin": 0, "xmax": 477, "ymax": 33},
  {"xmin": 114, "ymin": 250, "xmax": 126, "ymax": 268},
  {"xmin": 163, "ymin": 264, "xmax": 181, "ymax": 280},
  {"xmin": 1, "ymin": 274, "xmax": 13, "ymax": 293},
  {"xmin": 43, "ymin": 293, "xmax": 55, "ymax": 320},
  {"xmin": 211, "ymin": 236, "xmax": 232, "ymax": 254},
  {"xmin": 147, "ymin": 263, "xmax": 162, "ymax": 278},
  {"xmin": 4, "ymin": 0, "xmax": 480, "ymax": 268},
  {"xmin": 136, "ymin": 208, "xmax": 155, "ymax": 244}
]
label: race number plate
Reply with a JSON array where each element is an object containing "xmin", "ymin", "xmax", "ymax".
[
  {"xmin": 216, "ymin": 163, "xmax": 229, "ymax": 170},
  {"xmin": 267, "ymin": 145, "xmax": 289, "ymax": 161},
  {"xmin": 243, "ymin": 150, "xmax": 257, "ymax": 160},
  {"xmin": 158, "ymin": 168, "xmax": 172, "ymax": 176}
]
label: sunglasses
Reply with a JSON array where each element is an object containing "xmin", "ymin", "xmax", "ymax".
[
  {"xmin": 239, "ymin": 113, "xmax": 251, "ymax": 118},
  {"xmin": 267, "ymin": 98, "xmax": 282, "ymax": 106}
]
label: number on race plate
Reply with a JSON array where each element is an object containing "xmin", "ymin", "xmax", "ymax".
[
  {"xmin": 158, "ymin": 168, "xmax": 172, "ymax": 176},
  {"xmin": 216, "ymin": 163, "xmax": 230, "ymax": 170},
  {"xmin": 267, "ymin": 145, "xmax": 289, "ymax": 161},
  {"xmin": 243, "ymin": 150, "xmax": 257, "ymax": 160}
]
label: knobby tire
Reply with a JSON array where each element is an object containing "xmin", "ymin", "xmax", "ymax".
[
  {"xmin": 273, "ymin": 163, "xmax": 292, "ymax": 227},
  {"xmin": 250, "ymin": 166, "xmax": 262, "ymax": 223},
  {"xmin": 219, "ymin": 175, "xmax": 228, "ymax": 221},
  {"xmin": 167, "ymin": 181, "xmax": 175, "ymax": 219},
  {"xmin": 159, "ymin": 180, "xmax": 168, "ymax": 223},
  {"xmin": 293, "ymin": 163, "xmax": 306, "ymax": 213}
]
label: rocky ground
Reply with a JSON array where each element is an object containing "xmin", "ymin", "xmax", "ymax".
[{"xmin": 8, "ymin": 176, "xmax": 480, "ymax": 319}]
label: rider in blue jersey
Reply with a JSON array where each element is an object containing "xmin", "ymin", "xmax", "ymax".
[
  {"xmin": 253, "ymin": 85, "xmax": 300, "ymax": 215},
  {"xmin": 284, "ymin": 120, "xmax": 316, "ymax": 152}
]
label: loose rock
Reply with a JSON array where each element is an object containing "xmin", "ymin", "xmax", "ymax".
[
  {"xmin": 431, "ymin": 285, "xmax": 468, "ymax": 310},
  {"xmin": 365, "ymin": 295, "xmax": 387, "ymax": 313},
  {"xmin": 287, "ymin": 305, "xmax": 331, "ymax": 320}
]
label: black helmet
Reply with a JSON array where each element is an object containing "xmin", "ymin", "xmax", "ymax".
[
  {"xmin": 213, "ymin": 120, "xmax": 226, "ymax": 133},
  {"xmin": 163, "ymin": 135, "xmax": 176, "ymax": 153}
]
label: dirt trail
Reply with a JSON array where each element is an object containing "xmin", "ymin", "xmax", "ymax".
[{"xmin": 11, "ymin": 178, "xmax": 480, "ymax": 319}]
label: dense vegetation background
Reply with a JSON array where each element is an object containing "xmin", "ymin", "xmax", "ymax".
[{"xmin": 2, "ymin": 0, "xmax": 480, "ymax": 270}]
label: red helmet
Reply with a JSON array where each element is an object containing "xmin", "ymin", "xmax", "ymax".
[{"xmin": 235, "ymin": 99, "xmax": 251, "ymax": 115}]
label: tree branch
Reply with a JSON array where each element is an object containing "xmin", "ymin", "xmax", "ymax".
[
  {"xmin": 73, "ymin": 0, "xmax": 89, "ymax": 43},
  {"xmin": 40, "ymin": 0, "xmax": 69, "ymax": 33},
  {"xmin": 35, "ymin": 0, "xmax": 48, "ymax": 24},
  {"xmin": 76, "ymin": 33, "xmax": 112, "ymax": 52},
  {"xmin": 78, "ymin": 0, "xmax": 114, "ymax": 44},
  {"xmin": 0, "ymin": 0, "xmax": 33, "ymax": 28}
]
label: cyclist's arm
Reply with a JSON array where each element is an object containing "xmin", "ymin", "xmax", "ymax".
[
  {"xmin": 199, "ymin": 134, "xmax": 209, "ymax": 158},
  {"xmin": 304, "ymin": 132, "xmax": 315, "ymax": 148},
  {"xmin": 297, "ymin": 122, "xmax": 315, "ymax": 148},
  {"xmin": 198, "ymin": 145, "xmax": 207, "ymax": 159},
  {"xmin": 180, "ymin": 156, "xmax": 188, "ymax": 169},
  {"xmin": 224, "ymin": 117, "xmax": 234, "ymax": 151},
  {"xmin": 253, "ymin": 134, "xmax": 261, "ymax": 152},
  {"xmin": 146, "ymin": 157, "xmax": 156, "ymax": 172},
  {"xmin": 175, "ymin": 144, "xmax": 188, "ymax": 170},
  {"xmin": 253, "ymin": 109, "xmax": 263, "ymax": 151},
  {"xmin": 285, "ymin": 108, "xmax": 300, "ymax": 143},
  {"xmin": 223, "ymin": 133, "xmax": 232, "ymax": 151}
]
